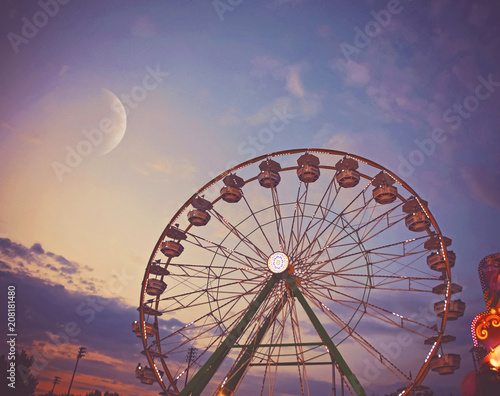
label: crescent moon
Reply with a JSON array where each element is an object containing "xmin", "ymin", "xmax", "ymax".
[{"xmin": 99, "ymin": 89, "xmax": 127, "ymax": 155}]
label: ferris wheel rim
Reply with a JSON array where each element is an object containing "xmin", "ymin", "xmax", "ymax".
[{"xmin": 138, "ymin": 148, "xmax": 455, "ymax": 395}]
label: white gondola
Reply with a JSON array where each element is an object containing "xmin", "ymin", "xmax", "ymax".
[
  {"xmin": 405, "ymin": 211, "xmax": 431, "ymax": 232},
  {"xmin": 424, "ymin": 334, "xmax": 456, "ymax": 345},
  {"xmin": 424, "ymin": 234, "xmax": 452, "ymax": 251}
]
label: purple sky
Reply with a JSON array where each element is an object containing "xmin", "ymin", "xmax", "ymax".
[{"xmin": 1, "ymin": 0, "xmax": 500, "ymax": 395}]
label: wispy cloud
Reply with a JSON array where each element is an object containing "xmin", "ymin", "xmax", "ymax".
[
  {"xmin": 137, "ymin": 155, "xmax": 197, "ymax": 180},
  {"xmin": 0, "ymin": 238, "xmax": 97, "ymax": 293},
  {"xmin": 333, "ymin": 59, "xmax": 370, "ymax": 87}
]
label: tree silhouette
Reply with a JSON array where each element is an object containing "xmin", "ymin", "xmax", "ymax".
[{"xmin": 0, "ymin": 350, "xmax": 38, "ymax": 395}]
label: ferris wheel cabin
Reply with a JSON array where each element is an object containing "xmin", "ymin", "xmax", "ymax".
[
  {"xmin": 135, "ymin": 363, "xmax": 163, "ymax": 385},
  {"xmin": 335, "ymin": 157, "xmax": 360, "ymax": 188},
  {"xmin": 371, "ymin": 172, "xmax": 398, "ymax": 204},
  {"xmin": 429, "ymin": 353, "xmax": 461, "ymax": 375},
  {"xmin": 434, "ymin": 299, "xmax": 466, "ymax": 320},
  {"xmin": 297, "ymin": 153, "xmax": 321, "ymax": 183},
  {"xmin": 132, "ymin": 321, "xmax": 158, "ymax": 338},
  {"xmin": 220, "ymin": 174, "xmax": 245, "ymax": 203},
  {"xmin": 403, "ymin": 198, "xmax": 431, "ymax": 232},
  {"xmin": 146, "ymin": 278, "xmax": 167, "ymax": 296},
  {"xmin": 258, "ymin": 159, "xmax": 282, "ymax": 188},
  {"xmin": 160, "ymin": 241, "xmax": 184, "ymax": 257}
]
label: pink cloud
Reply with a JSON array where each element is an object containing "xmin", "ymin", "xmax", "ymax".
[
  {"xmin": 334, "ymin": 59, "xmax": 370, "ymax": 87},
  {"xmin": 461, "ymin": 165, "xmax": 500, "ymax": 209},
  {"xmin": 286, "ymin": 65, "xmax": 306, "ymax": 97}
]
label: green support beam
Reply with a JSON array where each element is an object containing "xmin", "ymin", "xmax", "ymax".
[
  {"xmin": 234, "ymin": 342, "xmax": 323, "ymax": 348},
  {"xmin": 250, "ymin": 361, "xmax": 333, "ymax": 366},
  {"xmin": 179, "ymin": 276, "xmax": 277, "ymax": 396},
  {"xmin": 220, "ymin": 294, "xmax": 287, "ymax": 395},
  {"xmin": 284, "ymin": 274, "xmax": 366, "ymax": 396}
]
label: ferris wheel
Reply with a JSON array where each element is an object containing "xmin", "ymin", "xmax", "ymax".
[{"xmin": 134, "ymin": 148, "xmax": 464, "ymax": 396}]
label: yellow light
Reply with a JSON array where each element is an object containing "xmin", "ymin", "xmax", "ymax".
[{"xmin": 489, "ymin": 347, "xmax": 500, "ymax": 369}]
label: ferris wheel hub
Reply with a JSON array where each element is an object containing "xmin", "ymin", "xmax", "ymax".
[{"xmin": 267, "ymin": 252, "xmax": 290, "ymax": 274}]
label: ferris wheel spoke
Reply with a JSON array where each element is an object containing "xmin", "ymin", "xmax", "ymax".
[
  {"xmin": 157, "ymin": 275, "xmax": 267, "ymax": 330},
  {"xmin": 307, "ymin": 271, "xmax": 441, "ymax": 291},
  {"xmin": 269, "ymin": 186, "xmax": 287, "ymax": 252},
  {"xmin": 184, "ymin": 232, "xmax": 265, "ymax": 269},
  {"xmin": 300, "ymin": 207, "xmax": 405, "ymax": 275},
  {"xmin": 302, "ymin": 250, "xmax": 435, "ymax": 289},
  {"xmin": 290, "ymin": 171, "xmax": 344, "ymax": 257},
  {"xmin": 210, "ymin": 208, "xmax": 270, "ymax": 261},
  {"xmin": 158, "ymin": 292, "xmax": 272, "ymax": 370},
  {"xmin": 287, "ymin": 176, "xmax": 342, "ymax": 260},
  {"xmin": 242, "ymin": 195, "xmax": 276, "ymax": 254},
  {"xmin": 170, "ymin": 264, "xmax": 265, "ymax": 287},
  {"xmin": 293, "ymin": 177, "xmax": 375, "ymax": 262},
  {"xmin": 157, "ymin": 270, "xmax": 262, "ymax": 303},
  {"xmin": 308, "ymin": 236, "xmax": 428, "ymax": 270},
  {"xmin": 302, "ymin": 287, "xmax": 413, "ymax": 385},
  {"xmin": 285, "ymin": 181, "xmax": 308, "ymax": 258},
  {"xmin": 303, "ymin": 281, "xmax": 439, "ymax": 334},
  {"xmin": 312, "ymin": 193, "xmax": 401, "ymax": 259}
]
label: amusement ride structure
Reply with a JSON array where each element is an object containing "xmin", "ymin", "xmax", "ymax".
[{"xmin": 133, "ymin": 149, "xmax": 465, "ymax": 395}]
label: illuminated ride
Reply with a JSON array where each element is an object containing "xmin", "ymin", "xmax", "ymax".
[
  {"xmin": 134, "ymin": 149, "xmax": 464, "ymax": 395},
  {"xmin": 471, "ymin": 253, "xmax": 500, "ymax": 373}
]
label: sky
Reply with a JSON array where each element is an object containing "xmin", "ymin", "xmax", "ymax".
[{"xmin": 0, "ymin": 0, "xmax": 499, "ymax": 395}]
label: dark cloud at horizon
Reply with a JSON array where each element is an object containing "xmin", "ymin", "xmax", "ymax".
[{"xmin": 0, "ymin": 267, "xmax": 156, "ymax": 395}]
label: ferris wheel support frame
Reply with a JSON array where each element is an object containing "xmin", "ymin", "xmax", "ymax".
[
  {"xmin": 179, "ymin": 276, "xmax": 278, "ymax": 396},
  {"xmin": 284, "ymin": 273, "xmax": 366, "ymax": 396}
]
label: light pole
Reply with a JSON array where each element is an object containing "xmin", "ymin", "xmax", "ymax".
[
  {"xmin": 49, "ymin": 376, "xmax": 61, "ymax": 395},
  {"xmin": 67, "ymin": 346, "xmax": 86, "ymax": 396}
]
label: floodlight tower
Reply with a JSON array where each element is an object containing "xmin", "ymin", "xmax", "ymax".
[
  {"xmin": 67, "ymin": 346, "xmax": 86, "ymax": 396},
  {"xmin": 185, "ymin": 347, "xmax": 197, "ymax": 387}
]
